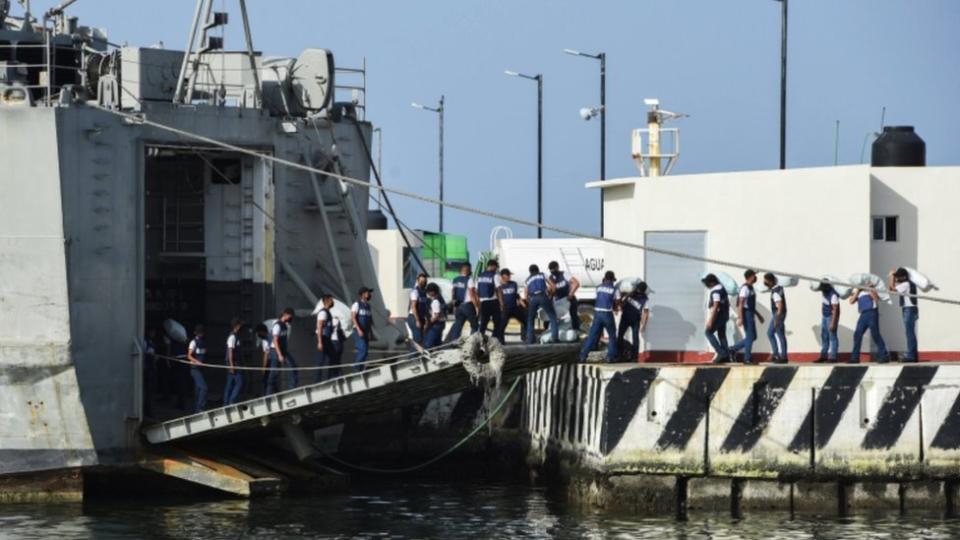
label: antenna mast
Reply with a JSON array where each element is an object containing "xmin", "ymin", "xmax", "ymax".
[{"xmin": 173, "ymin": 0, "xmax": 261, "ymax": 106}]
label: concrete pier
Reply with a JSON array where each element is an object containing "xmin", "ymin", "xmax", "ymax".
[{"xmin": 521, "ymin": 363, "xmax": 960, "ymax": 514}]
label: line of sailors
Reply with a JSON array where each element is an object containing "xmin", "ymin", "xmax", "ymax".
[
  {"xmin": 406, "ymin": 259, "xmax": 588, "ymax": 347},
  {"xmin": 162, "ymin": 285, "xmax": 382, "ymax": 415},
  {"xmin": 704, "ymin": 267, "xmax": 920, "ymax": 365},
  {"xmin": 161, "ymin": 264, "xmax": 922, "ymax": 415},
  {"xmin": 405, "ymin": 260, "xmax": 653, "ymax": 364}
]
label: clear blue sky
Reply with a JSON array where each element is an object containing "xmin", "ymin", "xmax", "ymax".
[{"xmin": 64, "ymin": 1, "xmax": 960, "ymax": 254}]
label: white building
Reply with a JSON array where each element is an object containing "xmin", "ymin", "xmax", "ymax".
[
  {"xmin": 589, "ymin": 165, "xmax": 960, "ymax": 362},
  {"xmin": 367, "ymin": 229, "xmax": 421, "ymax": 318}
]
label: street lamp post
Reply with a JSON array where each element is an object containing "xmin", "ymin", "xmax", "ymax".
[
  {"xmin": 505, "ymin": 70, "xmax": 544, "ymax": 239},
  {"xmin": 774, "ymin": 0, "xmax": 788, "ymax": 170},
  {"xmin": 411, "ymin": 96, "xmax": 445, "ymax": 232},
  {"xmin": 564, "ymin": 48, "xmax": 606, "ymax": 235}
]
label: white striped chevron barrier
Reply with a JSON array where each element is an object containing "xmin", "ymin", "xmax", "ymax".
[{"xmin": 522, "ymin": 363, "xmax": 960, "ymax": 478}]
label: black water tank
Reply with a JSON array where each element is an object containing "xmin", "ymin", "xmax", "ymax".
[
  {"xmin": 871, "ymin": 126, "xmax": 925, "ymax": 167},
  {"xmin": 367, "ymin": 209, "xmax": 389, "ymax": 230}
]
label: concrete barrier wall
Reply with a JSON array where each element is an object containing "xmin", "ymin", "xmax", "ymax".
[{"xmin": 523, "ymin": 363, "xmax": 960, "ymax": 479}]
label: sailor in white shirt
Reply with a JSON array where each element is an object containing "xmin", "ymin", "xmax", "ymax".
[
  {"xmin": 223, "ymin": 317, "xmax": 244, "ymax": 406},
  {"xmin": 889, "ymin": 267, "xmax": 919, "ymax": 362},
  {"xmin": 849, "ymin": 287, "xmax": 890, "ymax": 364},
  {"xmin": 422, "ymin": 283, "xmax": 447, "ymax": 348},
  {"xmin": 315, "ymin": 293, "xmax": 338, "ymax": 382},
  {"xmin": 186, "ymin": 324, "xmax": 208, "ymax": 413},
  {"xmin": 407, "ymin": 272, "xmax": 429, "ymax": 346}
]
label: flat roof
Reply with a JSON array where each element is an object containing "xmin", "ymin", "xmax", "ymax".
[{"xmin": 584, "ymin": 164, "xmax": 959, "ymax": 189}]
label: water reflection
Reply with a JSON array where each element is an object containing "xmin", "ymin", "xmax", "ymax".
[{"xmin": 0, "ymin": 480, "xmax": 958, "ymax": 539}]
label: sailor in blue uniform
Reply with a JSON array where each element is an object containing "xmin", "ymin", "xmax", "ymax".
[
  {"xmin": 579, "ymin": 271, "xmax": 619, "ymax": 362},
  {"xmin": 849, "ymin": 286, "xmax": 889, "ymax": 364},
  {"xmin": 548, "ymin": 261, "xmax": 582, "ymax": 332},
  {"xmin": 315, "ymin": 293, "xmax": 337, "ymax": 383},
  {"xmin": 616, "ymin": 281, "xmax": 650, "ymax": 362},
  {"xmin": 451, "ymin": 263, "xmax": 471, "ymax": 311},
  {"xmin": 223, "ymin": 317, "xmax": 244, "ymax": 405},
  {"xmin": 702, "ymin": 274, "xmax": 731, "ymax": 363},
  {"xmin": 422, "ymin": 283, "xmax": 447, "ymax": 348},
  {"xmin": 498, "ymin": 268, "xmax": 527, "ymax": 339},
  {"xmin": 525, "ymin": 264, "xmax": 558, "ymax": 344},
  {"xmin": 764, "ymin": 273, "xmax": 788, "ymax": 363},
  {"xmin": 446, "ymin": 264, "xmax": 479, "ymax": 342},
  {"xmin": 265, "ymin": 308, "xmax": 297, "ymax": 394},
  {"xmin": 815, "ymin": 281, "xmax": 841, "ymax": 363},
  {"xmin": 186, "ymin": 324, "xmax": 208, "ymax": 412},
  {"xmin": 352, "ymin": 287, "xmax": 375, "ymax": 370},
  {"xmin": 889, "ymin": 267, "xmax": 919, "ymax": 362},
  {"xmin": 407, "ymin": 272, "xmax": 429, "ymax": 347},
  {"xmin": 477, "ymin": 259, "xmax": 504, "ymax": 342},
  {"xmin": 729, "ymin": 270, "xmax": 764, "ymax": 365}
]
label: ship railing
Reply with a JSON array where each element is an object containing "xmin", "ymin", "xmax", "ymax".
[
  {"xmin": 335, "ymin": 57, "xmax": 366, "ymax": 120},
  {"xmin": 0, "ymin": 40, "xmax": 82, "ymax": 106}
]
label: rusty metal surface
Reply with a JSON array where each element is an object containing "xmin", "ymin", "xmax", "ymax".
[{"xmin": 139, "ymin": 452, "xmax": 283, "ymax": 497}]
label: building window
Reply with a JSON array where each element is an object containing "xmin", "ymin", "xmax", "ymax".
[{"xmin": 872, "ymin": 216, "xmax": 898, "ymax": 242}]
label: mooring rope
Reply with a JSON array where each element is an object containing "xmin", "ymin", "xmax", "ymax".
[
  {"xmin": 144, "ymin": 340, "xmax": 459, "ymax": 372},
  {"xmin": 88, "ymin": 104, "xmax": 959, "ymax": 307}
]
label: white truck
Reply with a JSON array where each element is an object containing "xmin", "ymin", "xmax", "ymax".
[{"xmin": 492, "ymin": 237, "xmax": 607, "ymax": 303}]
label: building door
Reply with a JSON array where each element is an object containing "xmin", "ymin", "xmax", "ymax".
[{"xmin": 644, "ymin": 231, "xmax": 707, "ymax": 354}]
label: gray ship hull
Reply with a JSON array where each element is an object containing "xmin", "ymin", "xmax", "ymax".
[{"xmin": 0, "ymin": 103, "xmax": 398, "ymax": 477}]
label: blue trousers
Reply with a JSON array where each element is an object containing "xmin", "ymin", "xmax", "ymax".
[
  {"xmin": 527, "ymin": 294, "xmax": 558, "ymax": 344},
  {"xmin": 820, "ymin": 315, "xmax": 839, "ymax": 360},
  {"xmin": 767, "ymin": 316, "xmax": 787, "ymax": 360},
  {"xmin": 705, "ymin": 317, "xmax": 730, "ymax": 358},
  {"xmin": 223, "ymin": 371, "xmax": 242, "ymax": 405},
  {"xmin": 902, "ymin": 307, "xmax": 919, "ymax": 361},
  {"xmin": 730, "ymin": 313, "xmax": 757, "ymax": 363},
  {"xmin": 566, "ymin": 297, "xmax": 581, "ymax": 331},
  {"xmin": 315, "ymin": 335, "xmax": 336, "ymax": 383},
  {"xmin": 353, "ymin": 332, "xmax": 370, "ymax": 369},
  {"xmin": 617, "ymin": 314, "xmax": 640, "ymax": 361},
  {"xmin": 446, "ymin": 303, "xmax": 478, "ymax": 342},
  {"xmin": 580, "ymin": 311, "xmax": 617, "ymax": 362},
  {"xmin": 479, "ymin": 300, "xmax": 503, "ymax": 342},
  {"xmin": 329, "ymin": 339, "xmax": 344, "ymax": 379},
  {"xmin": 851, "ymin": 309, "xmax": 888, "ymax": 362},
  {"xmin": 423, "ymin": 322, "xmax": 446, "ymax": 349},
  {"xmin": 190, "ymin": 366, "xmax": 207, "ymax": 413},
  {"xmin": 264, "ymin": 350, "xmax": 298, "ymax": 394},
  {"xmin": 500, "ymin": 305, "xmax": 528, "ymax": 339},
  {"xmin": 406, "ymin": 314, "xmax": 423, "ymax": 345}
]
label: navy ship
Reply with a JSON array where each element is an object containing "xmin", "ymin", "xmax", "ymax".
[{"xmin": 0, "ymin": 0, "xmax": 404, "ymax": 483}]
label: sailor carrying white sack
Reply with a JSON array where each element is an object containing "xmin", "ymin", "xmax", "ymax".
[
  {"xmin": 889, "ymin": 267, "xmax": 920, "ymax": 362},
  {"xmin": 548, "ymin": 261, "xmax": 581, "ymax": 333}
]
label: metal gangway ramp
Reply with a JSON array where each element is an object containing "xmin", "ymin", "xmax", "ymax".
[{"xmin": 143, "ymin": 342, "xmax": 578, "ymax": 444}]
